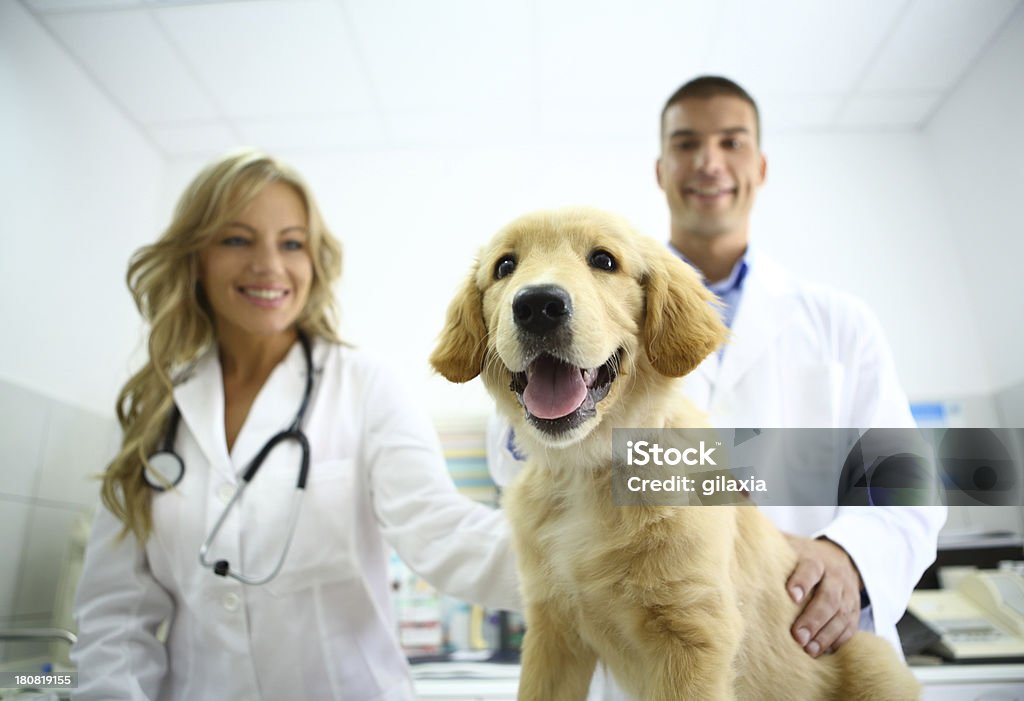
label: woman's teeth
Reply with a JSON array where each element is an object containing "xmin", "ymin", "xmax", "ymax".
[{"xmin": 242, "ymin": 288, "xmax": 286, "ymax": 299}]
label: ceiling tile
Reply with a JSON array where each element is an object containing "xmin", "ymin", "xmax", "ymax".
[
  {"xmin": 24, "ymin": 0, "xmax": 143, "ymax": 11},
  {"xmin": 41, "ymin": 9, "xmax": 221, "ymax": 123},
  {"xmin": 538, "ymin": 102, "xmax": 660, "ymax": 145},
  {"xmin": 703, "ymin": 0, "xmax": 906, "ymax": 95},
  {"xmin": 757, "ymin": 94, "xmax": 846, "ymax": 133},
  {"xmin": 383, "ymin": 104, "xmax": 534, "ymax": 148},
  {"xmin": 860, "ymin": 0, "xmax": 1020, "ymax": 92},
  {"xmin": 837, "ymin": 92, "xmax": 942, "ymax": 128},
  {"xmin": 149, "ymin": 120, "xmax": 238, "ymax": 156},
  {"xmin": 347, "ymin": 0, "xmax": 533, "ymax": 111},
  {"xmin": 536, "ymin": 0, "xmax": 719, "ymax": 105},
  {"xmin": 155, "ymin": 0, "xmax": 374, "ymax": 119},
  {"xmin": 236, "ymin": 113, "xmax": 387, "ymax": 151},
  {"xmin": 24, "ymin": 0, "xmax": 1021, "ymax": 151}
]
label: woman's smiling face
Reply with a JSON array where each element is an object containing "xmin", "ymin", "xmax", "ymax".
[{"xmin": 198, "ymin": 181, "xmax": 313, "ymax": 342}]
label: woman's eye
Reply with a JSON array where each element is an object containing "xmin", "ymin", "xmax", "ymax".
[
  {"xmin": 282, "ymin": 240, "xmax": 305, "ymax": 251},
  {"xmin": 589, "ymin": 250, "xmax": 617, "ymax": 272},
  {"xmin": 220, "ymin": 235, "xmax": 249, "ymax": 247},
  {"xmin": 495, "ymin": 255, "xmax": 516, "ymax": 280}
]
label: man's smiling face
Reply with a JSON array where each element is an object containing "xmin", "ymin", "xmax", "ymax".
[{"xmin": 657, "ymin": 95, "xmax": 766, "ymax": 240}]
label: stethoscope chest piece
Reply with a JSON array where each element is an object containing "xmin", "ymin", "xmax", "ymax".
[{"xmin": 144, "ymin": 450, "xmax": 185, "ymax": 491}]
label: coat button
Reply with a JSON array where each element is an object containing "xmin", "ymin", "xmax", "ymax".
[
  {"xmin": 222, "ymin": 592, "xmax": 241, "ymax": 612},
  {"xmin": 217, "ymin": 483, "xmax": 235, "ymax": 503}
]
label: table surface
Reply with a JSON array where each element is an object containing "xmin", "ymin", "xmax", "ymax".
[{"xmin": 410, "ymin": 660, "xmax": 1024, "ymax": 696}]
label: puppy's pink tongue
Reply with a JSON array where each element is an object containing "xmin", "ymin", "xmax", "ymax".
[{"xmin": 523, "ymin": 356, "xmax": 587, "ymax": 419}]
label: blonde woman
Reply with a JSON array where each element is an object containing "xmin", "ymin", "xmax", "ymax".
[{"xmin": 71, "ymin": 148, "xmax": 518, "ymax": 700}]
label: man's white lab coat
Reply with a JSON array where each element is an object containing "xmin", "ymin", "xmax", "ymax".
[{"xmin": 681, "ymin": 253, "xmax": 945, "ymax": 653}]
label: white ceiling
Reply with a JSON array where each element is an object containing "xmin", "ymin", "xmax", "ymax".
[{"xmin": 20, "ymin": 0, "xmax": 1023, "ymax": 158}]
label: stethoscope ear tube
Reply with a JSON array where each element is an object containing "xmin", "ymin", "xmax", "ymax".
[
  {"xmin": 199, "ymin": 485, "xmax": 306, "ymax": 585},
  {"xmin": 296, "ymin": 431, "xmax": 310, "ymax": 489},
  {"xmin": 240, "ymin": 429, "xmax": 310, "ymax": 489}
]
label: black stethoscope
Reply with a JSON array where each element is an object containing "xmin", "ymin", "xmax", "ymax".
[{"xmin": 143, "ymin": 331, "xmax": 314, "ymax": 585}]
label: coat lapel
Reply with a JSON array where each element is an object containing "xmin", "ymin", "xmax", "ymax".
[
  {"xmin": 228, "ymin": 339, "xmax": 309, "ymax": 474},
  {"xmin": 714, "ymin": 254, "xmax": 799, "ymax": 398},
  {"xmin": 171, "ymin": 339, "xmax": 311, "ymax": 483},
  {"xmin": 173, "ymin": 347, "xmax": 233, "ymax": 481}
]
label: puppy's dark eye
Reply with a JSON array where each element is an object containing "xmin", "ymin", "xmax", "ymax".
[
  {"xmin": 495, "ymin": 255, "xmax": 517, "ymax": 280},
  {"xmin": 589, "ymin": 250, "xmax": 617, "ymax": 272}
]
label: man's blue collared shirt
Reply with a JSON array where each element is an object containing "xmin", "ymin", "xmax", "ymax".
[{"xmin": 668, "ymin": 244, "xmax": 749, "ymax": 330}]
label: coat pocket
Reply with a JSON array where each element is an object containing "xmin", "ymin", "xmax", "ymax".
[
  {"xmin": 256, "ymin": 458, "xmax": 362, "ymax": 595},
  {"xmin": 781, "ymin": 361, "xmax": 844, "ymax": 427}
]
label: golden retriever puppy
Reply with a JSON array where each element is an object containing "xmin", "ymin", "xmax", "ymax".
[{"xmin": 431, "ymin": 207, "xmax": 920, "ymax": 701}]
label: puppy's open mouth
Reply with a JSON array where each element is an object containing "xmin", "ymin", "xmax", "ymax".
[{"xmin": 509, "ymin": 351, "xmax": 620, "ymax": 434}]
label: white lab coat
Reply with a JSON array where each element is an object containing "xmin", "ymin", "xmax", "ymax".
[
  {"xmin": 680, "ymin": 252, "xmax": 945, "ymax": 653},
  {"xmin": 72, "ymin": 340, "xmax": 520, "ymax": 701},
  {"xmin": 489, "ymin": 252, "xmax": 945, "ymax": 700}
]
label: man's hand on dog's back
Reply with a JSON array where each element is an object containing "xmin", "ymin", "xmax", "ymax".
[{"xmin": 784, "ymin": 534, "xmax": 865, "ymax": 658}]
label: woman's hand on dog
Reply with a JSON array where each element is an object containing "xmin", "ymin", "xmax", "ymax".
[{"xmin": 783, "ymin": 534, "xmax": 864, "ymax": 657}]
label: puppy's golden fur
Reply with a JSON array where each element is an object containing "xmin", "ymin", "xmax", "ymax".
[{"xmin": 431, "ymin": 208, "xmax": 920, "ymax": 700}]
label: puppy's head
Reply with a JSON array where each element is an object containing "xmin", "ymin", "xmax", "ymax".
[{"xmin": 430, "ymin": 207, "xmax": 726, "ymax": 448}]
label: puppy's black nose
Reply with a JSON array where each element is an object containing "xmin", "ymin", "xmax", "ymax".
[{"xmin": 513, "ymin": 285, "xmax": 572, "ymax": 334}]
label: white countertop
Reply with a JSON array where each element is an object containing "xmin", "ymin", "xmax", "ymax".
[
  {"xmin": 410, "ymin": 660, "xmax": 1024, "ymax": 700},
  {"xmin": 411, "ymin": 662, "xmax": 519, "ymax": 701}
]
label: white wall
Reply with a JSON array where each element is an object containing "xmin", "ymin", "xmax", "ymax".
[
  {"xmin": 754, "ymin": 131, "xmax": 995, "ymax": 402},
  {"xmin": 922, "ymin": 4, "xmax": 1024, "ymax": 542},
  {"xmin": 924, "ymin": 3, "xmax": 1024, "ymax": 409},
  {"xmin": 0, "ymin": 1, "xmax": 164, "ymax": 416},
  {"xmin": 0, "ymin": 1, "xmax": 153, "ymax": 660}
]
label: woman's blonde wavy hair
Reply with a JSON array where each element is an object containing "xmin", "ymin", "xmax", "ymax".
[{"xmin": 103, "ymin": 147, "xmax": 343, "ymax": 541}]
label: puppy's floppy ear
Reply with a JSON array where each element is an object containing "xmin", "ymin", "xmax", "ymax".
[
  {"xmin": 430, "ymin": 266, "xmax": 487, "ymax": 383},
  {"xmin": 642, "ymin": 245, "xmax": 728, "ymax": 377}
]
